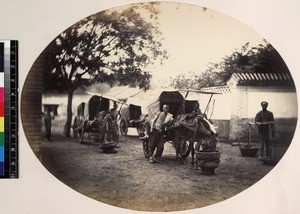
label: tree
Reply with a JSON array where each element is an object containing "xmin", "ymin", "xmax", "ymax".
[
  {"xmin": 44, "ymin": 3, "xmax": 167, "ymax": 136},
  {"xmin": 170, "ymin": 42, "xmax": 291, "ymax": 89}
]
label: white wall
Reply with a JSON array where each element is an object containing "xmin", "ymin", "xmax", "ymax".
[
  {"xmin": 42, "ymin": 94, "xmax": 91, "ymax": 119},
  {"xmin": 196, "ymin": 86, "xmax": 298, "ymax": 120},
  {"xmin": 185, "ymin": 92, "xmax": 232, "ymax": 120},
  {"xmin": 246, "ymin": 87, "xmax": 297, "ymax": 118}
]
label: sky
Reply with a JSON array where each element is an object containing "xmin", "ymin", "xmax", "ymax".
[
  {"xmin": 145, "ymin": 2, "xmax": 265, "ymax": 88},
  {"xmin": 46, "ymin": 2, "xmax": 266, "ymax": 91}
]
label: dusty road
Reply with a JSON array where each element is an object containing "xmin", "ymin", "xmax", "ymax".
[{"xmin": 40, "ymin": 128, "xmax": 276, "ymax": 212}]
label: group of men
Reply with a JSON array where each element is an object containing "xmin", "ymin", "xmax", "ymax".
[
  {"xmin": 147, "ymin": 101, "xmax": 276, "ymax": 164},
  {"xmin": 44, "ymin": 100, "xmax": 276, "ymax": 162}
]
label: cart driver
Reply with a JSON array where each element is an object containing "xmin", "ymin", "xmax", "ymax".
[
  {"xmin": 109, "ymin": 102, "xmax": 120, "ymax": 144},
  {"xmin": 255, "ymin": 101, "xmax": 275, "ymax": 160},
  {"xmin": 149, "ymin": 104, "xmax": 173, "ymax": 163},
  {"xmin": 110, "ymin": 102, "xmax": 120, "ymax": 121}
]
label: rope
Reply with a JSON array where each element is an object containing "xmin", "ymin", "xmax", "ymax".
[
  {"xmin": 209, "ymin": 99, "xmax": 215, "ymax": 119},
  {"xmin": 203, "ymin": 94, "xmax": 213, "ymax": 117}
]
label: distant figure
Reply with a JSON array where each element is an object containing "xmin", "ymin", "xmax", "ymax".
[
  {"xmin": 109, "ymin": 102, "xmax": 120, "ymax": 143},
  {"xmin": 149, "ymin": 104, "xmax": 173, "ymax": 163},
  {"xmin": 44, "ymin": 110, "xmax": 53, "ymax": 141},
  {"xmin": 109, "ymin": 102, "xmax": 120, "ymax": 121},
  {"xmin": 255, "ymin": 101, "xmax": 275, "ymax": 160}
]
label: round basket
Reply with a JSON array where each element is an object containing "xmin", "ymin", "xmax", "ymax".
[
  {"xmin": 195, "ymin": 150, "xmax": 220, "ymax": 160},
  {"xmin": 99, "ymin": 142, "xmax": 118, "ymax": 153},
  {"xmin": 239, "ymin": 144, "xmax": 259, "ymax": 157},
  {"xmin": 195, "ymin": 151, "xmax": 221, "ymax": 175},
  {"xmin": 262, "ymin": 159, "xmax": 278, "ymax": 165},
  {"xmin": 99, "ymin": 142, "xmax": 117, "ymax": 149}
]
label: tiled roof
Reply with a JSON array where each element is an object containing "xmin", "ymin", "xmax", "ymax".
[
  {"xmin": 229, "ymin": 72, "xmax": 294, "ymax": 86},
  {"xmin": 199, "ymin": 86, "xmax": 231, "ymax": 94},
  {"xmin": 200, "ymin": 72, "xmax": 295, "ymax": 93}
]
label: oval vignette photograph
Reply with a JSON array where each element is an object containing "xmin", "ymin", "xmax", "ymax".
[{"xmin": 21, "ymin": 2, "xmax": 297, "ymax": 212}]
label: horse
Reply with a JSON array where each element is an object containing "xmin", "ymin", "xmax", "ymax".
[
  {"xmin": 172, "ymin": 112, "xmax": 217, "ymax": 166},
  {"xmin": 97, "ymin": 111, "xmax": 119, "ymax": 147},
  {"xmin": 79, "ymin": 111, "xmax": 119, "ymax": 152}
]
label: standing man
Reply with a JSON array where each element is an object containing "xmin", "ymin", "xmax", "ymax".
[
  {"xmin": 149, "ymin": 104, "xmax": 173, "ymax": 163},
  {"xmin": 109, "ymin": 101, "xmax": 120, "ymax": 144},
  {"xmin": 255, "ymin": 101, "xmax": 275, "ymax": 160},
  {"xmin": 44, "ymin": 109, "xmax": 53, "ymax": 141},
  {"xmin": 110, "ymin": 102, "xmax": 120, "ymax": 121}
]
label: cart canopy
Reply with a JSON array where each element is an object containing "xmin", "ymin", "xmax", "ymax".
[
  {"xmin": 77, "ymin": 102, "xmax": 85, "ymax": 117},
  {"xmin": 120, "ymin": 104, "xmax": 142, "ymax": 121},
  {"xmin": 147, "ymin": 91, "xmax": 184, "ymax": 119},
  {"xmin": 185, "ymin": 100, "xmax": 200, "ymax": 114},
  {"xmin": 129, "ymin": 104, "xmax": 142, "ymax": 120},
  {"xmin": 84, "ymin": 95, "xmax": 110, "ymax": 120}
]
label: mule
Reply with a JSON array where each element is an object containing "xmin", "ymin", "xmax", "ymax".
[
  {"xmin": 80, "ymin": 111, "xmax": 119, "ymax": 152},
  {"xmin": 98, "ymin": 111, "xmax": 119, "ymax": 146},
  {"xmin": 173, "ymin": 113, "xmax": 217, "ymax": 166}
]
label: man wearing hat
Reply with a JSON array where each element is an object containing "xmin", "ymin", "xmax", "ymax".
[{"xmin": 255, "ymin": 101, "xmax": 275, "ymax": 160}]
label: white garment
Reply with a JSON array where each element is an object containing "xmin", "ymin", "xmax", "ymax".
[{"xmin": 151, "ymin": 111, "xmax": 173, "ymax": 132}]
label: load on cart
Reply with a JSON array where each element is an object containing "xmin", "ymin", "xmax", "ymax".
[
  {"xmin": 139, "ymin": 90, "xmax": 219, "ymax": 164},
  {"xmin": 72, "ymin": 94, "xmax": 123, "ymax": 153}
]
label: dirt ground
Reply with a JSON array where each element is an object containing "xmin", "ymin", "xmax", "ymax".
[{"xmin": 40, "ymin": 127, "xmax": 279, "ymax": 212}]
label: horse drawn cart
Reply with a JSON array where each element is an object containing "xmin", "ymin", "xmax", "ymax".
[
  {"xmin": 72, "ymin": 94, "xmax": 120, "ymax": 153},
  {"xmin": 119, "ymin": 104, "xmax": 145, "ymax": 136},
  {"xmin": 140, "ymin": 90, "xmax": 220, "ymax": 173},
  {"xmin": 140, "ymin": 91, "xmax": 205, "ymax": 159}
]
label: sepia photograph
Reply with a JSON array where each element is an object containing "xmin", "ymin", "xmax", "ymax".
[
  {"xmin": 20, "ymin": 1, "xmax": 298, "ymax": 212},
  {"xmin": 1, "ymin": 0, "xmax": 298, "ymax": 213},
  {"xmin": 21, "ymin": 2, "xmax": 298, "ymax": 212}
]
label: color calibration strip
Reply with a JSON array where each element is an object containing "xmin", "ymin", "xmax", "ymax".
[
  {"xmin": 0, "ymin": 42, "xmax": 4, "ymax": 176},
  {"xmin": 0, "ymin": 40, "xmax": 18, "ymax": 178}
]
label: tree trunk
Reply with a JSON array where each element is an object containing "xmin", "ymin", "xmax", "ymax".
[{"xmin": 64, "ymin": 90, "xmax": 74, "ymax": 137}]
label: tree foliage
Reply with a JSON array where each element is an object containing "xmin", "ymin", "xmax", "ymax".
[
  {"xmin": 170, "ymin": 42, "xmax": 290, "ymax": 89},
  {"xmin": 42, "ymin": 3, "xmax": 167, "ymax": 136},
  {"xmin": 44, "ymin": 3, "xmax": 166, "ymax": 93}
]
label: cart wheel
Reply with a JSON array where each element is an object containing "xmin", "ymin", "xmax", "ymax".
[
  {"xmin": 73, "ymin": 129, "xmax": 78, "ymax": 138},
  {"xmin": 136, "ymin": 123, "xmax": 145, "ymax": 136},
  {"xmin": 120, "ymin": 119, "xmax": 128, "ymax": 136},
  {"xmin": 79, "ymin": 127, "xmax": 85, "ymax": 144},
  {"xmin": 144, "ymin": 122, "xmax": 151, "ymax": 137},
  {"xmin": 142, "ymin": 138, "xmax": 150, "ymax": 159},
  {"xmin": 72, "ymin": 117, "xmax": 78, "ymax": 138},
  {"xmin": 181, "ymin": 140, "xmax": 191, "ymax": 159},
  {"xmin": 77, "ymin": 129, "xmax": 82, "ymax": 138}
]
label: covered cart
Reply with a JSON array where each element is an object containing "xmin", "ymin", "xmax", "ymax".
[
  {"xmin": 80, "ymin": 95, "xmax": 109, "ymax": 142},
  {"xmin": 140, "ymin": 89, "xmax": 220, "ymax": 174},
  {"xmin": 79, "ymin": 95, "xmax": 119, "ymax": 152},
  {"xmin": 119, "ymin": 104, "xmax": 145, "ymax": 136},
  {"xmin": 141, "ymin": 91, "xmax": 200, "ymax": 159}
]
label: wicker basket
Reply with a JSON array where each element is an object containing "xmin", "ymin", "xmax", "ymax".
[
  {"xmin": 262, "ymin": 159, "xmax": 278, "ymax": 165},
  {"xmin": 99, "ymin": 142, "xmax": 117, "ymax": 153},
  {"xmin": 239, "ymin": 144, "xmax": 259, "ymax": 157},
  {"xmin": 195, "ymin": 150, "xmax": 221, "ymax": 160},
  {"xmin": 195, "ymin": 151, "xmax": 221, "ymax": 175}
]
